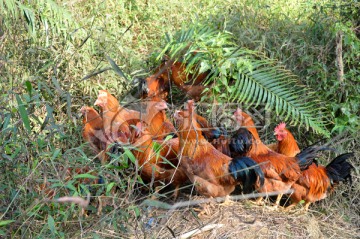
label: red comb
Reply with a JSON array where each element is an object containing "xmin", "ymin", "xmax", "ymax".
[
  {"xmin": 187, "ymin": 100, "xmax": 195, "ymax": 113},
  {"xmin": 274, "ymin": 122, "xmax": 286, "ymax": 132},
  {"xmin": 235, "ymin": 108, "xmax": 241, "ymax": 114}
]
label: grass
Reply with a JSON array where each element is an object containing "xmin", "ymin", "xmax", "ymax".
[{"xmin": 0, "ymin": 0, "xmax": 359, "ymax": 238}]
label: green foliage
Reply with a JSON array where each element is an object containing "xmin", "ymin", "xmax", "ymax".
[
  {"xmin": 1, "ymin": 0, "xmax": 74, "ymax": 40},
  {"xmin": 157, "ymin": 25, "xmax": 331, "ymax": 136},
  {"xmin": 202, "ymin": 0, "xmax": 359, "ymax": 137}
]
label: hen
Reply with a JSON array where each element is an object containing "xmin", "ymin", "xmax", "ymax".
[
  {"xmin": 131, "ymin": 123, "xmax": 186, "ymax": 199},
  {"xmin": 94, "ymin": 90, "xmax": 140, "ymax": 143},
  {"xmin": 80, "ymin": 106, "xmax": 106, "ymax": 152},
  {"xmin": 175, "ymin": 100, "xmax": 264, "ymax": 199},
  {"xmin": 144, "ymin": 59, "xmax": 208, "ymax": 101},
  {"xmin": 130, "ymin": 98, "xmax": 186, "ymax": 199},
  {"xmin": 80, "ymin": 106, "xmax": 108, "ymax": 163},
  {"xmin": 141, "ymin": 96, "xmax": 176, "ymax": 140}
]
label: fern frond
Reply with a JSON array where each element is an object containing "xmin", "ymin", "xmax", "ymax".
[{"xmin": 155, "ymin": 24, "xmax": 330, "ymax": 137}]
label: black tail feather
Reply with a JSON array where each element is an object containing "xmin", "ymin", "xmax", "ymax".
[
  {"xmin": 229, "ymin": 156, "xmax": 265, "ymax": 194},
  {"xmin": 295, "ymin": 142, "xmax": 335, "ymax": 170},
  {"xmin": 326, "ymin": 153, "xmax": 354, "ymax": 185},
  {"xmin": 229, "ymin": 128, "xmax": 254, "ymax": 157}
]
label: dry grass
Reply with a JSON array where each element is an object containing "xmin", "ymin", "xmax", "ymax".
[
  {"xmin": 72, "ymin": 150, "xmax": 360, "ymax": 239},
  {"xmin": 82, "ymin": 191, "xmax": 359, "ymax": 238}
]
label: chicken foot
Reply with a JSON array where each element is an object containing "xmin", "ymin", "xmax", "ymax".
[{"xmin": 219, "ymin": 195, "xmax": 235, "ymax": 207}]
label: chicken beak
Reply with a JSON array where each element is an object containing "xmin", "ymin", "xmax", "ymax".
[
  {"xmin": 174, "ymin": 110, "xmax": 181, "ymax": 119},
  {"xmin": 94, "ymin": 99, "xmax": 102, "ymax": 106}
]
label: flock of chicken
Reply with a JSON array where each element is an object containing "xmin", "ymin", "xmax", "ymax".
[{"xmin": 80, "ymin": 58, "xmax": 354, "ymax": 212}]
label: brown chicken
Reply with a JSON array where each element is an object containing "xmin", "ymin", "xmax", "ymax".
[
  {"xmin": 139, "ymin": 96, "xmax": 180, "ymax": 171},
  {"xmin": 267, "ymin": 122, "xmax": 300, "ymax": 157},
  {"xmin": 141, "ymin": 96, "xmax": 176, "ymax": 140},
  {"xmin": 287, "ymin": 153, "xmax": 354, "ymax": 211},
  {"xmin": 80, "ymin": 106, "xmax": 109, "ymax": 163},
  {"xmin": 230, "ymin": 108, "xmax": 320, "ymax": 206},
  {"xmin": 130, "ymin": 98, "xmax": 186, "ymax": 199},
  {"xmin": 144, "ymin": 59, "xmax": 208, "ymax": 101},
  {"xmin": 131, "ymin": 124, "xmax": 186, "ymax": 199},
  {"xmin": 267, "ymin": 124, "xmax": 354, "ymax": 211},
  {"xmin": 94, "ymin": 90, "xmax": 140, "ymax": 143},
  {"xmin": 175, "ymin": 100, "xmax": 264, "ymax": 199},
  {"xmin": 193, "ymin": 113, "xmax": 231, "ymax": 156}
]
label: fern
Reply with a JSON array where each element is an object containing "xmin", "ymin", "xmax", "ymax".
[{"xmin": 156, "ymin": 25, "xmax": 330, "ymax": 137}]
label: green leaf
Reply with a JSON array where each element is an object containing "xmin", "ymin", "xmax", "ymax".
[
  {"xmin": 51, "ymin": 149, "xmax": 61, "ymax": 160},
  {"xmin": 124, "ymin": 148, "xmax": 136, "ymax": 164},
  {"xmin": 74, "ymin": 173, "xmax": 98, "ymax": 179},
  {"xmin": 0, "ymin": 220, "xmax": 15, "ymax": 227},
  {"xmin": 66, "ymin": 182, "xmax": 77, "ymax": 192},
  {"xmin": 106, "ymin": 55, "xmax": 129, "ymax": 81},
  {"xmin": 16, "ymin": 94, "xmax": 31, "ymax": 133},
  {"xmin": 48, "ymin": 215, "xmax": 56, "ymax": 235},
  {"xmin": 106, "ymin": 182, "xmax": 115, "ymax": 194},
  {"xmin": 25, "ymin": 81, "xmax": 32, "ymax": 97}
]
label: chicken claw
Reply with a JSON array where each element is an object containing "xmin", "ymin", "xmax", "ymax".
[
  {"xmin": 250, "ymin": 197, "xmax": 265, "ymax": 206},
  {"xmin": 194, "ymin": 202, "xmax": 215, "ymax": 217},
  {"xmin": 219, "ymin": 195, "xmax": 235, "ymax": 207}
]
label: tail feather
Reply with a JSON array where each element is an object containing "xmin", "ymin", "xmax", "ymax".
[
  {"xmin": 295, "ymin": 142, "xmax": 335, "ymax": 170},
  {"xmin": 326, "ymin": 153, "xmax": 354, "ymax": 185},
  {"xmin": 229, "ymin": 156, "xmax": 265, "ymax": 194},
  {"xmin": 229, "ymin": 128, "xmax": 253, "ymax": 156}
]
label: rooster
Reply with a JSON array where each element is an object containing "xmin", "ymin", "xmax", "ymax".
[
  {"xmin": 193, "ymin": 113, "xmax": 231, "ymax": 156},
  {"xmin": 175, "ymin": 100, "xmax": 264, "ymax": 201},
  {"xmin": 267, "ymin": 124, "xmax": 354, "ymax": 211},
  {"xmin": 230, "ymin": 108, "xmax": 324, "ymax": 206},
  {"xmin": 287, "ymin": 153, "xmax": 354, "ymax": 211},
  {"xmin": 267, "ymin": 122, "xmax": 300, "ymax": 157}
]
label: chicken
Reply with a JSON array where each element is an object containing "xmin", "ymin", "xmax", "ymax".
[
  {"xmin": 267, "ymin": 122, "xmax": 300, "ymax": 157},
  {"xmin": 193, "ymin": 113, "xmax": 231, "ymax": 156},
  {"xmin": 230, "ymin": 108, "xmax": 322, "ymax": 206},
  {"xmin": 130, "ymin": 98, "xmax": 186, "ymax": 199},
  {"xmin": 94, "ymin": 90, "xmax": 140, "ymax": 143},
  {"xmin": 141, "ymin": 96, "xmax": 176, "ymax": 140},
  {"xmin": 144, "ymin": 60, "xmax": 208, "ymax": 101},
  {"xmin": 174, "ymin": 100, "xmax": 264, "ymax": 199},
  {"xmin": 131, "ymin": 124, "xmax": 186, "ymax": 199},
  {"xmin": 287, "ymin": 153, "xmax": 354, "ymax": 211},
  {"xmin": 139, "ymin": 96, "xmax": 180, "ymax": 171},
  {"xmin": 80, "ymin": 106, "xmax": 109, "ymax": 163},
  {"xmin": 267, "ymin": 125, "xmax": 354, "ymax": 211}
]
